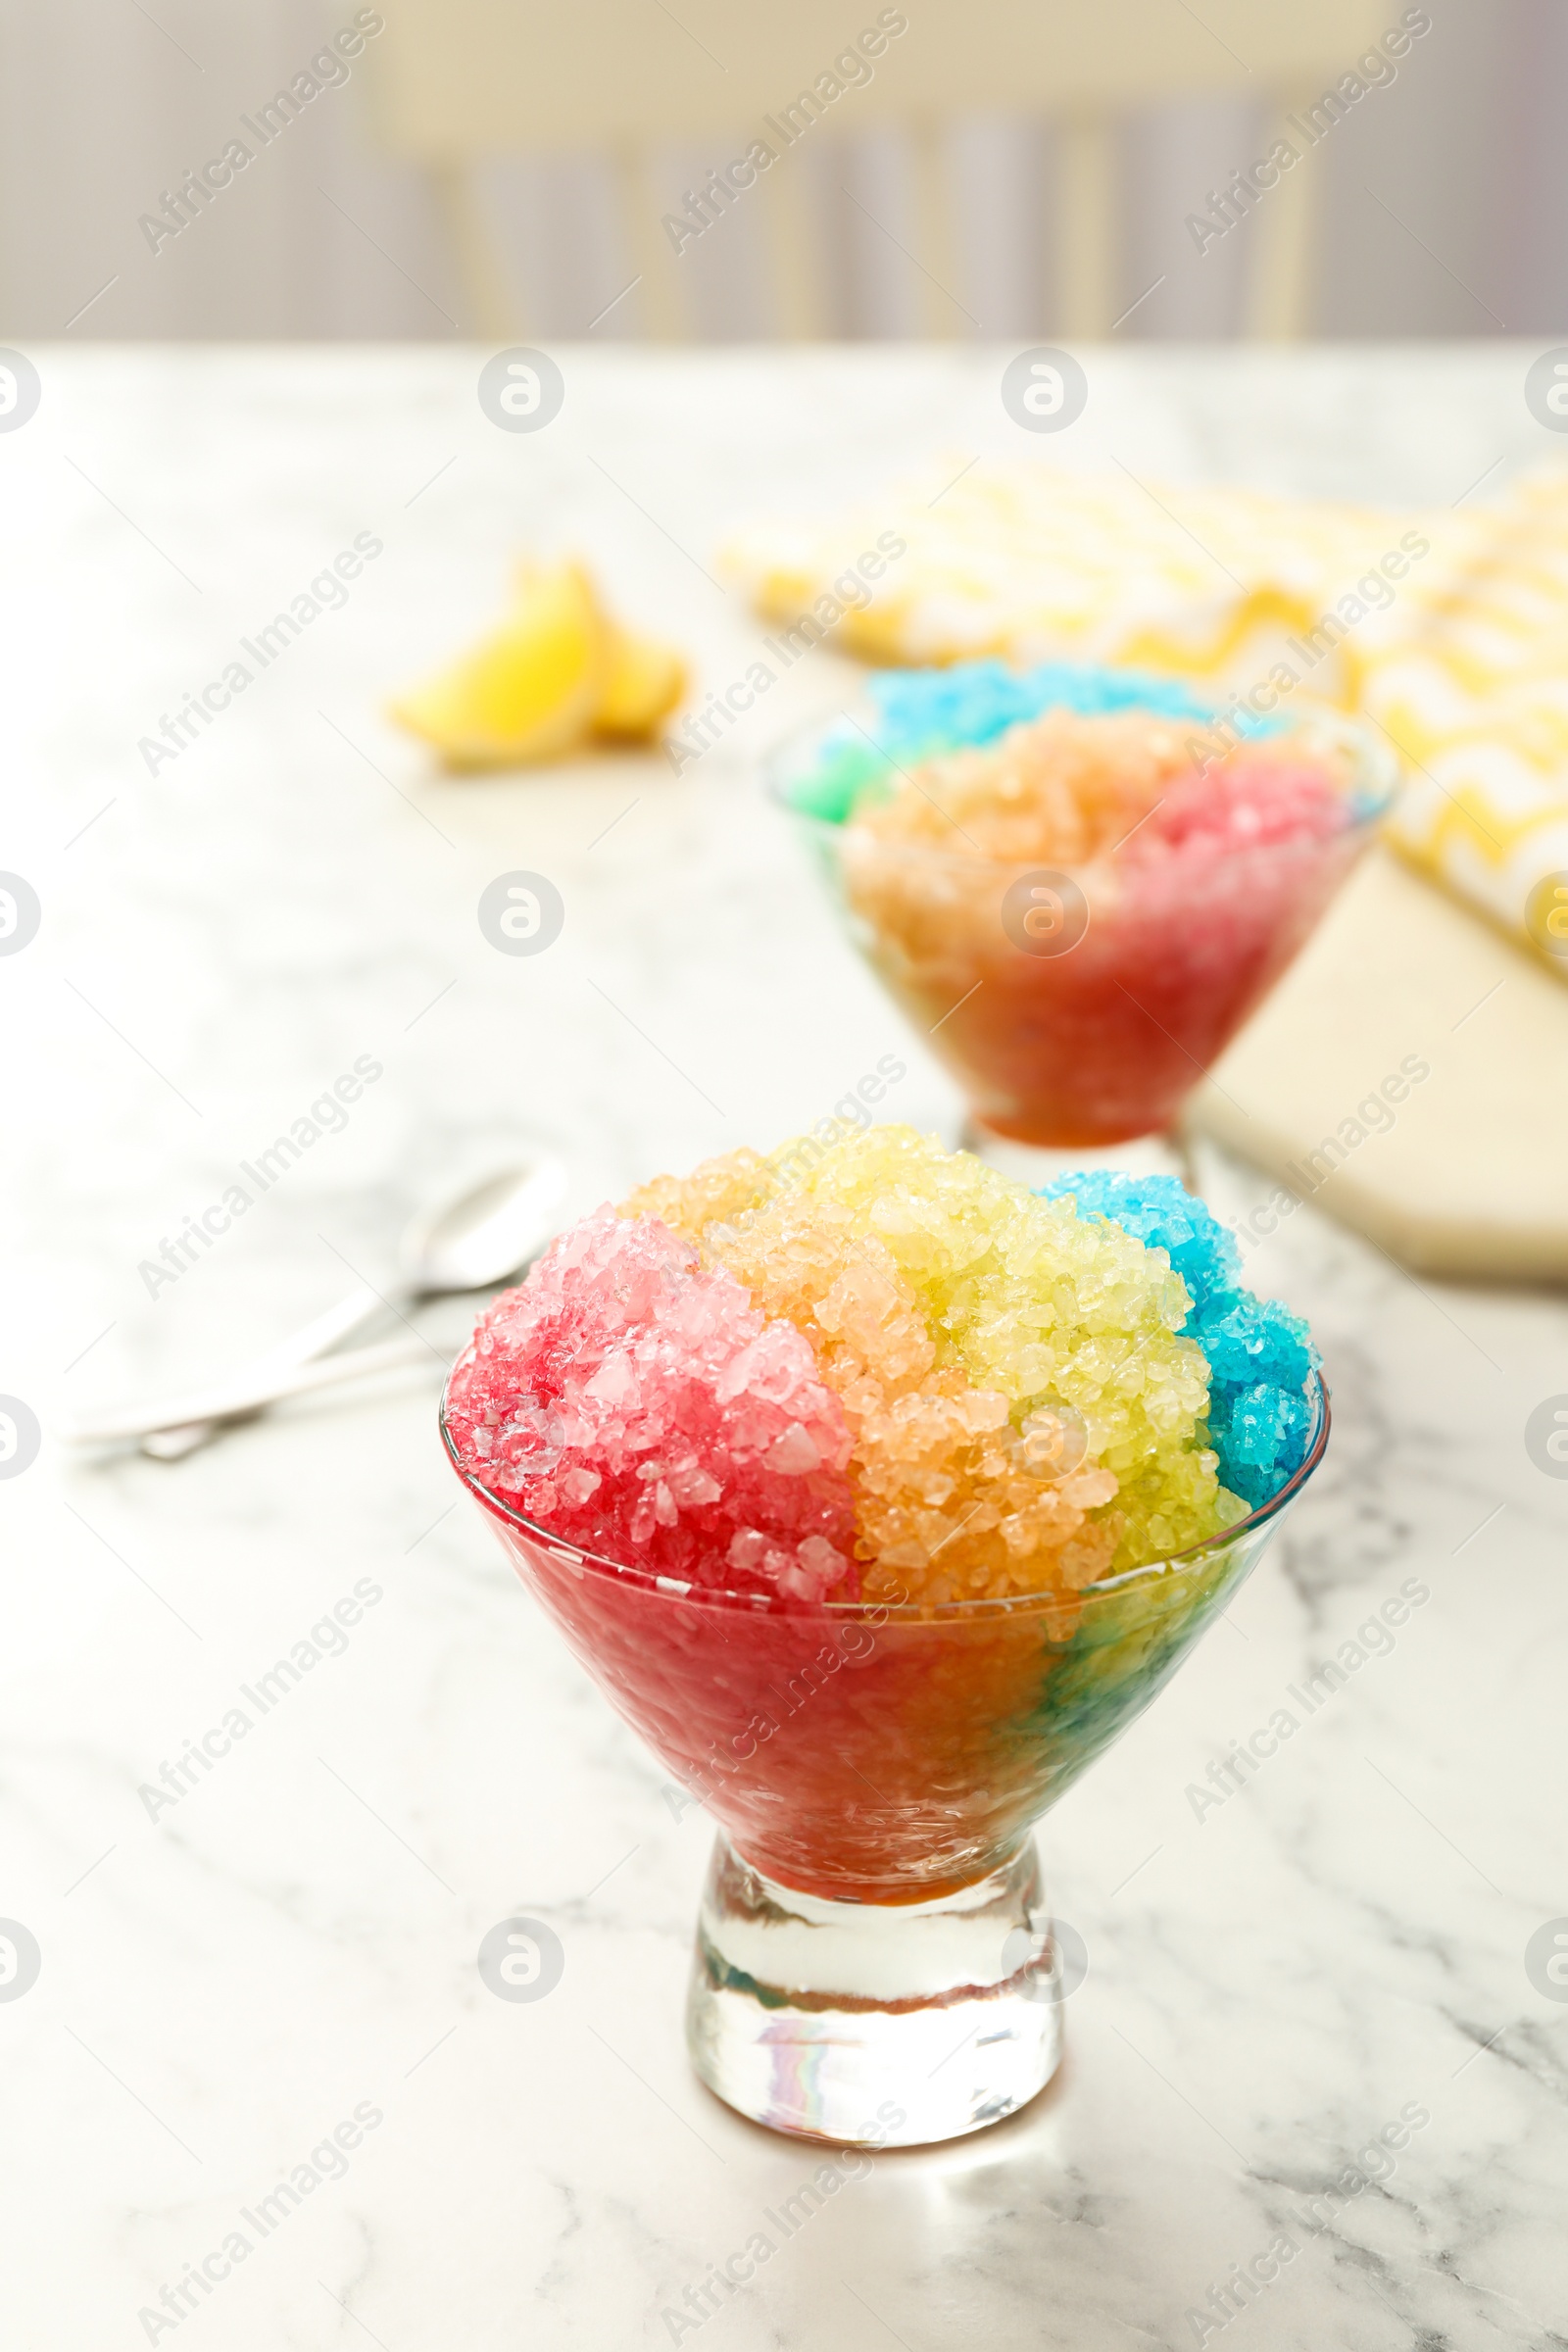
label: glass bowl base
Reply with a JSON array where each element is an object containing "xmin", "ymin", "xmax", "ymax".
[
  {"xmin": 959, "ymin": 1114, "xmax": 1195, "ymax": 1191},
  {"xmin": 686, "ymin": 1835, "xmax": 1063, "ymax": 2147}
]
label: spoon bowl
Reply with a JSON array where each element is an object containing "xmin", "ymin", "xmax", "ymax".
[{"xmin": 398, "ymin": 1158, "xmax": 569, "ymax": 1296}]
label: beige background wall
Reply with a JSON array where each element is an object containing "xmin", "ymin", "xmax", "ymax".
[{"xmin": 0, "ymin": 0, "xmax": 1552, "ymax": 340}]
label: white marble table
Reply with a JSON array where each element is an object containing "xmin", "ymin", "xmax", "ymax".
[{"xmin": 4, "ymin": 346, "xmax": 1566, "ymax": 2350}]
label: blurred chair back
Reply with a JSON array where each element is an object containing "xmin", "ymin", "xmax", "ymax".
[{"xmin": 364, "ymin": 0, "xmax": 1396, "ymax": 339}]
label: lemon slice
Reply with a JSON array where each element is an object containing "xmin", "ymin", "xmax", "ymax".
[
  {"xmin": 390, "ymin": 562, "xmax": 607, "ymax": 768},
  {"xmin": 595, "ymin": 625, "xmax": 686, "ymax": 740}
]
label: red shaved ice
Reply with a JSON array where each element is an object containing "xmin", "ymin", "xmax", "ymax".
[{"xmin": 443, "ymin": 1208, "xmax": 858, "ymax": 1602}]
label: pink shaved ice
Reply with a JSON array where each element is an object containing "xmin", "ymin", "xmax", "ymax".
[
  {"xmin": 1134, "ymin": 749, "xmax": 1347, "ymax": 863},
  {"xmin": 444, "ymin": 1209, "xmax": 858, "ymax": 1602}
]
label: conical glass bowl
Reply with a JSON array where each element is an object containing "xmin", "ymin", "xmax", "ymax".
[
  {"xmin": 441, "ymin": 1369, "xmax": 1329, "ymax": 2147},
  {"xmin": 768, "ymin": 703, "xmax": 1397, "ymax": 1156}
]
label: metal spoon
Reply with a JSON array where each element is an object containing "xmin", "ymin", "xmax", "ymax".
[{"xmin": 59, "ymin": 1153, "xmax": 567, "ymax": 1455}]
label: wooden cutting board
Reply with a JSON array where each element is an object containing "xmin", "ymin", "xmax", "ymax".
[{"xmin": 1185, "ymin": 849, "xmax": 1568, "ymax": 1282}]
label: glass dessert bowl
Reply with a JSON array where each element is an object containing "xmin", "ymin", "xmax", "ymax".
[
  {"xmin": 768, "ymin": 664, "xmax": 1399, "ymax": 1174},
  {"xmin": 443, "ymin": 1389, "xmax": 1326, "ymax": 2144},
  {"xmin": 438, "ymin": 1127, "xmax": 1330, "ymax": 2147}
]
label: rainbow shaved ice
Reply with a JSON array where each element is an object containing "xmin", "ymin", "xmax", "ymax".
[
  {"xmin": 446, "ymin": 1129, "xmax": 1319, "ymax": 1609},
  {"xmin": 775, "ymin": 669, "xmax": 1386, "ymax": 1152},
  {"xmin": 843, "ymin": 708, "xmax": 1348, "ymax": 866}
]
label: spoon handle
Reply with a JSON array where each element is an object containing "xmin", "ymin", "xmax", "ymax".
[
  {"xmin": 244, "ymin": 1281, "xmax": 386, "ymax": 1370},
  {"xmin": 59, "ymin": 1332, "xmax": 436, "ymax": 1447},
  {"xmin": 130, "ymin": 1280, "xmax": 386, "ymax": 1460}
]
